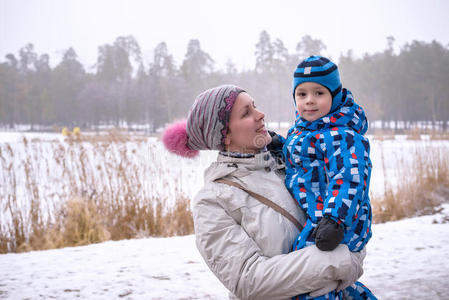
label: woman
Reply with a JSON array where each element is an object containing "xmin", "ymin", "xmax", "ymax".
[{"xmin": 162, "ymin": 85, "xmax": 365, "ymax": 300}]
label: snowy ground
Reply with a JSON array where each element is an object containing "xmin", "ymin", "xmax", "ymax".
[
  {"xmin": 1, "ymin": 132, "xmax": 449, "ymax": 299},
  {"xmin": 1, "ymin": 203, "xmax": 449, "ymax": 300}
]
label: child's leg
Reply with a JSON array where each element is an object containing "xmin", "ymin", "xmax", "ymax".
[
  {"xmin": 292, "ymin": 290, "xmax": 343, "ymax": 300},
  {"xmin": 292, "ymin": 219, "xmax": 315, "ymax": 251},
  {"xmin": 292, "ymin": 218, "xmax": 377, "ymax": 300},
  {"xmin": 341, "ymin": 205, "xmax": 377, "ymax": 299},
  {"xmin": 292, "ymin": 220, "xmax": 344, "ymax": 300},
  {"xmin": 342, "ymin": 281, "xmax": 378, "ymax": 300},
  {"xmin": 345, "ymin": 202, "xmax": 372, "ymax": 252}
]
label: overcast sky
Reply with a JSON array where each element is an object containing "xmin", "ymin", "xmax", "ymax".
[{"xmin": 1, "ymin": 0, "xmax": 448, "ymax": 71}]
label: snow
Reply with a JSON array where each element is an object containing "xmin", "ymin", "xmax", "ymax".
[
  {"xmin": 1, "ymin": 132, "xmax": 449, "ymax": 299},
  {"xmin": 0, "ymin": 236, "xmax": 227, "ymax": 300},
  {"xmin": 363, "ymin": 203, "xmax": 449, "ymax": 299},
  {"xmin": 1, "ymin": 132, "xmax": 448, "ymax": 209},
  {"xmin": 0, "ymin": 132, "xmax": 64, "ymax": 143},
  {"xmin": 1, "ymin": 203, "xmax": 449, "ymax": 299},
  {"xmin": 368, "ymin": 137, "xmax": 449, "ymax": 198},
  {"xmin": 0, "ymin": 132, "xmax": 218, "ymax": 229}
]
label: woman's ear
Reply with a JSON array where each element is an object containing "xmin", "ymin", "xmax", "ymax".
[{"xmin": 224, "ymin": 132, "xmax": 232, "ymax": 146}]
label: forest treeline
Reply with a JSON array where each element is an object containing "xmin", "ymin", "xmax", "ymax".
[{"xmin": 0, "ymin": 31, "xmax": 448, "ymax": 131}]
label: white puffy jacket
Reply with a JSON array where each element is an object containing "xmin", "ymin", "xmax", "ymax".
[{"xmin": 193, "ymin": 151, "xmax": 363, "ymax": 300}]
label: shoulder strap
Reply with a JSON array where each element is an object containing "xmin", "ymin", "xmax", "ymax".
[{"xmin": 214, "ymin": 178, "xmax": 303, "ymax": 232}]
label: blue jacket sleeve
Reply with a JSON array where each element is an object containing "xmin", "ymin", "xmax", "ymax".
[{"xmin": 322, "ymin": 128, "xmax": 372, "ymax": 227}]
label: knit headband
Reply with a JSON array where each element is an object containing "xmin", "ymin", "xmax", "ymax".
[{"xmin": 162, "ymin": 85, "xmax": 245, "ymax": 158}]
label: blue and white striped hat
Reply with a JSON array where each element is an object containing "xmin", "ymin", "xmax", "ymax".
[{"xmin": 293, "ymin": 56, "xmax": 343, "ymax": 113}]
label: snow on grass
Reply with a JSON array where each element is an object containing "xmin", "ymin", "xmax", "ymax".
[
  {"xmin": 0, "ymin": 235, "xmax": 228, "ymax": 300},
  {"xmin": 1, "ymin": 204, "xmax": 448, "ymax": 299},
  {"xmin": 1, "ymin": 132, "xmax": 449, "ymax": 298},
  {"xmin": 368, "ymin": 137, "xmax": 449, "ymax": 198},
  {"xmin": 1, "ymin": 132, "xmax": 448, "ymax": 207},
  {"xmin": 362, "ymin": 203, "xmax": 449, "ymax": 299}
]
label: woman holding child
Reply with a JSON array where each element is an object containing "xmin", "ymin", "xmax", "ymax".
[{"xmin": 163, "ymin": 56, "xmax": 375, "ymax": 299}]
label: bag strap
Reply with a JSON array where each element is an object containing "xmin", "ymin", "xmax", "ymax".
[{"xmin": 214, "ymin": 178, "xmax": 303, "ymax": 232}]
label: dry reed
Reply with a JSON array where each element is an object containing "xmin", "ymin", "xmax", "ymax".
[
  {"xmin": 1, "ymin": 130, "xmax": 448, "ymax": 253},
  {"xmin": 371, "ymin": 144, "xmax": 449, "ymax": 223},
  {"xmin": 372, "ymin": 127, "xmax": 449, "ymax": 141},
  {"xmin": 0, "ymin": 131, "xmax": 196, "ymax": 253},
  {"xmin": 372, "ymin": 130, "xmax": 396, "ymax": 141},
  {"xmin": 405, "ymin": 128, "xmax": 422, "ymax": 140}
]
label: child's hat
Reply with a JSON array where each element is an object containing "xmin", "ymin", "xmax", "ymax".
[{"xmin": 293, "ymin": 56, "xmax": 343, "ymax": 113}]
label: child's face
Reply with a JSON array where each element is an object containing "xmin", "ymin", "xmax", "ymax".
[{"xmin": 295, "ymin": 82, "xmax": 332, "ymax": 122}]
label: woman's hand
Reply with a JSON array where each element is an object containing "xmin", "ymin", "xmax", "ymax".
[
  {"xmin": 337, "ymin": 248, "xmax": 366, "ymax": 291},
  {"xmin": 310, "ymin": 247, "xmax": 365, "ymax": 295}
]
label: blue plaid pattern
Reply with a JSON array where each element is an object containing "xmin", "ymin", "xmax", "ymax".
[{"xmin": 285, "ymin": 89, "xmax": 376, "ymax": 300}]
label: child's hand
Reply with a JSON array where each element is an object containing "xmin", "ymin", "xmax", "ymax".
[
  {"xmin": 267, "ymin": 130, "xmax": 285, "ymax": 151},
  {"xmin": 312, "ymin": 217, "xmax": 344, "ymax": 251},
  {"xmin": 267, "ymin": 130, "xmax": 285, "ymax": 165}
]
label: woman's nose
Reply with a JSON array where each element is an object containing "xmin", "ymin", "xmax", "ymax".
[{"xmin": 255, "ymin": 109, "xmax": 265, "ymax": 121}]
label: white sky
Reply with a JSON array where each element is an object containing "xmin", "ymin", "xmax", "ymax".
[{"xmin": 1, "ymin": 0, "xmax": 448, "ymax": 71}]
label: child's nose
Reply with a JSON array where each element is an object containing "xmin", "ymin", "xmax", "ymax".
[{"xmin": 305, "ymin": 95, "xmax": 315, "ymax": 104}]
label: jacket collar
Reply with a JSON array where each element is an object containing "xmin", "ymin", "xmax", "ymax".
[
  {"xmin": 204, "ymin": 151, "xmax": 277, "ymax": 183},
  {"xmin": 293, "ymin": 88, "xmax": 368, "ymax": 135}
]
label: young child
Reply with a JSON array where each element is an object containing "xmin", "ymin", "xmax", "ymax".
[{"xmin": 283, "ymin": 56, "xmax": 376, "ymax": 299}]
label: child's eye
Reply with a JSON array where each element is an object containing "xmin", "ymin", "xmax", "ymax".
[
  {"xmin": 316, "ymin": 91, "xmax": 324, "ymax": 95},
  {"xmin": 297, "ymin": 92, "xmax": 306, "ymax": 97}
]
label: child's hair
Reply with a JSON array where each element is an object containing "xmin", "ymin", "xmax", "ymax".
[{"xmin": 293, "ymin": 56, "xmax": 343, "ymax": 113}]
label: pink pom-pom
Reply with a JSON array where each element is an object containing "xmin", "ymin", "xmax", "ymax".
[{"xmin": 162, "ymin": 120, "xmax": 199, "ymax": 158}]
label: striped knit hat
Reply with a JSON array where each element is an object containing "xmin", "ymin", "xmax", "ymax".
[
  {"xmin": 293, "ymin": 56, "xmax": 344, "ymax": 113},
  {"xmin": 162, "ymin": 85, "xmax": 244, "ymax": 158}
]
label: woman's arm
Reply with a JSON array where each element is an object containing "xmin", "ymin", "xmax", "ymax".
[{"xmin": 194, "ymin": 187, "xmax": 360, "ymax": 300}]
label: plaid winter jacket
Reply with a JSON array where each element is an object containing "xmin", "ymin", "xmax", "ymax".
[{"xmin": 284, "ymin": 89, "xmax": 373, "ymax": 252}]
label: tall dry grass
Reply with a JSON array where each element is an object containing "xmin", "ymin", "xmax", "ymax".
[
  {"xmin": 372, "ymin": 127, "xmax": 449, "ymax": 141},
  {"xmin": 0, "ymin": 131, "xmax": 196, "ymax": 253},
  {"xmin": 1, "ymin": 131, "xmax": 448, "ymax": 253},
  {"xmin": 371, "ymin": 144, "xmax": 449, "ymax": 223}
]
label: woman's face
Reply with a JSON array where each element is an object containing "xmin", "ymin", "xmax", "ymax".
[{"xmin": 225, "ymin": 92, "xmax": 272, "ymax": 153}]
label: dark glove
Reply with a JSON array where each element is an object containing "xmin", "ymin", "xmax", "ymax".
[
  {"xmin": 312, "ymin": 217, "xmax": 344, "ymax": 251},
  {"xmin": 266, "ymin": 130, "xmax": 285, "ymax": 166}
]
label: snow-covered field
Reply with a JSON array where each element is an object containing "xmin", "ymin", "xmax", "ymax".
[
  {"xmin": 1, "ymin": 132, "xmax": 449, "ymax": 299},
  {"xmin": 1, "ymin": 132, "xmax": 448, "ymax": 205},
  {"xmin": 0, "ymin": 132, "xmax": 217, "ymax": 207},
  {"xmin": 1, "ymin": 203, "xmax": 448, "ymax": 299}
]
